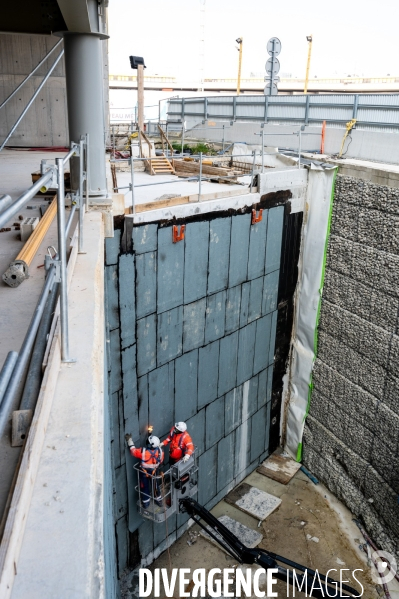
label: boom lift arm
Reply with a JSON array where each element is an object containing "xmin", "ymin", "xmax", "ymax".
[{"xmin": 180, "ymin": 497, "xmax": 359, "ymax": 599}]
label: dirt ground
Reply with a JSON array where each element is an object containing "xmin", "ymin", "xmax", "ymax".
[{"xmin": 121, "ymin": 469, "xmax": 399, "ymax": 599}]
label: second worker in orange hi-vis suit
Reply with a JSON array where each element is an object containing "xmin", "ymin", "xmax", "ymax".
[{"xmin": 160, "ymin": 421, "xmax": 194, "ymax": 465}]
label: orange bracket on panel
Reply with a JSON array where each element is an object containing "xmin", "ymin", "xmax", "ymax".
[
  {"xmin": 172, "ymin": 225, "xmax": 185, "ymax": 243},
  {"xmin": 251, "ymin": 209, "xmax": 263, "ymax": 224}
]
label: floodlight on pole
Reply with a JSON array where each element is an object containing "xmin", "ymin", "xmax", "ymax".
[{"xmin": 236, "ymin": 37, "xmax": 243, "ymax": 95}]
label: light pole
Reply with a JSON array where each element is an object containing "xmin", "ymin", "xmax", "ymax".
[
  {"xmin": 304, "ymin": 35, "xmax": 313, "ymax": 94},
  {"xmin": 236, "ymin": 37, "xmax": 243, "ymax": 95}
]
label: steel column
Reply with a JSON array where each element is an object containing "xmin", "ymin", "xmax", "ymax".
[{"xmin": 62, "ymin": 33, "xmax": 108, "ymax": 197}]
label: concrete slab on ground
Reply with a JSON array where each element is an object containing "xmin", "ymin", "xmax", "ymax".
[
  {"xmin": 224, "ymin": 482, "xmax": 281, "ymax": 521},
  {"xmin": 257, "ymin": 447, "xmax": 301, "ymax": 485},
  {"xmin": 200, "ymin": 514, "xmax": 262, "ymax": 551}
]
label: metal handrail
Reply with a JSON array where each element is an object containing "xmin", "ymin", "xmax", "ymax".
[
  {"xmin": 0, "ymin": 39, "xmax": 63, "ymax": 111},
  {"xmin": 0, "ymin": 136, "xmax": 89, "ymax": 441},
  {"xmin": 0, "ymin": 50, "xmax": 65, "ymax": 153},
  {"xmin": 0, "ymin": 170, "xmax": 53, "ymax": 228}
]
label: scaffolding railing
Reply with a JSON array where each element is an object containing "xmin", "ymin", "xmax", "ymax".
[{"xmin": 0, "ymin": 135, "xmax": 89, "ymax": 441}]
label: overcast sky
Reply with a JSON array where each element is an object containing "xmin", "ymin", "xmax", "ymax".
[{"xmin": 108, "ymin": 0, "xmax": 399, "ymax": 80}]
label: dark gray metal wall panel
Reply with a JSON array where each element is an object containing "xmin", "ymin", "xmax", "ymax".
[
  {"xmin": 234, "ymin": 417, "xmax": 252, "ymax": 476},
  {"xmin": 269, "ymin": 310, "xmax": 278, "ymax": 365},
  {"xmin": 115, "ymin": 464, "xmax": 128, "ymax": 519},
  {"xmin": 205, "ymin": 290, "xmax": 226, "ymax": 344},
  {"xmin": 119, "ymin": 254, "xmax": 135, "ymax": 350},
  {"xmin": 157, "ymin": 306, "xmax": 183, "ymax": 366},
  {"xmin": 133, "ymin": 223, "xmax": 158, "ymax": 254},
  {"xmin": 225, "ymin": 285, "xmax": 241, "ymax": 334},
  {"xmin": 217, "ymin": 431, "xmax": 235, "ymax": 492},
  {"xmin": 154, "ymin": 514, "xmax": 176, "ymax": 549},
  {"xmin": 148, "ymin": 363, "xmax": 174, "ymax": 438},
  {"xmin": 208, "ymin": 217, "xmax": 231, "ymax": 294},
  {"xmin": 136, "ymin": 314, "xmax": 156, "ymax": 376},
  {"xmin": 250, "ymin": 405, "xmax": 267, "ymax": 463},
  {"xmin": 257, "ymin": 368, "xmax": 268, "ymax": 410},
  {"xmin": 157, "ymin": 226, "xmax": 184, "ymax": 313},
  {"xmin": 237, "ymin": 322, "xmax": 256, "ymax": 386},
  {"xmin": 138, "ymin": 518, "xmax": 154, "ymax": 559},
  {"xmin": 262, "ymin": 270, "xmax": 279, "ymax": 315},
  {"xmin": 184, "ymin": 221, "xmax": 209, "ymax": 304},
  {"xmin": 205, "ymin": 395, "xmax": 225, "ymax": 449},
  {"xmin": 137, "ymin": 374, "xmax": 149, "ymax": 446},
  {"xmin": 116, "ymin": 516, "xmax": 128, "ymax": 575},
  {"xmin": 198, "ymin": 340, "xmax": 219, "ymax": 409},
  {"xmin": 198, "ymin": 444, "xmax": 217, "ymax": 505},
  {"xmin": 248, "ymin": 277, "xmax": 263, "ymax": 323},
  {"xmin": 110, "ymin": 328, "xmax": 122, "ymax": 395},
  {"xmin": 105, "ymin": 265, "xmax": 119, "ymax": 331},
  {"xmin": 121, "ymin": 344, "xmax": 138, "ymax": 439},
  {"xmin": 175, "ymin": 349, "xmax": 198, "ymax": 422},
  {"xmin": 248, "ymin": 212, "xmax": 268, "ymax": 280},
  {"xmin": 239, "ymin": 282, "xmax": 250, "ymax": 328},
  {"xmin": 253, "ymin": 314, "xmax": 272, "ymax": 375},
  {"xmin": 105, "ymin": 229, "xmax": 121, "ymax": 265},
  {"xmin": 225, "ymin": 385, "xmax": 242, "ymax": 435},
  {"xmin": 247, "ymin": 375, "xmax": 259, "ymax": 419},
  {"xmin": 183, "ymin": 299, "xmax": 206, "ymax": 352},
  {"xmin": 265, "ymin": 206, "xmax": 284, "ymax": 274},
  {"xmin": 186, "ymin": 408, "xmax": 205, "ymax": 456},
  {"xmin": 218, "ymin": 331, "xmax": 239, "ymax": 396},
  {"xmin": 110, "ymin": 391, "xmax": 121, "ymax": 469},
  {"xmin": 228, "ymin": 213, "xmax": 251, "ymax": 287},
  {"xmin": 135, "ymin": 252, "xmax": 157, "ymax": 319},
  {"xmin": 118, "ymin": 394, "xmax": 126, "ymax": 467}
]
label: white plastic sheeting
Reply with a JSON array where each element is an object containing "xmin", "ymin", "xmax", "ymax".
[{"xmin": 284, "ymin": 164, "xmax": 337, "ymax": 461}]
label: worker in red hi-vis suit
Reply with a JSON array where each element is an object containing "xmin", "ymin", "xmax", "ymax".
[
  {"xmin": 160, "ymin": 421, "xmax": 194, "ymax": 465},
  {"xmin": 125, "ymin": 433, "xmax": 163, "ymax": 508}
]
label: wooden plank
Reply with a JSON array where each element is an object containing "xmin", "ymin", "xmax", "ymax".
[
  {"xmin": 257, "ymin": 447, "xmax": 301, "ymax": 484},
  {"xmin": 135, "ymin": 188, "xmax": 250, "ymax": 213}
]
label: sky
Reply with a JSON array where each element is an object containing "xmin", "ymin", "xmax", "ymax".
[{"xmin": 108, "ymin": 0, "xmax": 399, "ymax": 80}]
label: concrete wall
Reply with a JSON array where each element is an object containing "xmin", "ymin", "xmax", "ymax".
[
  {"xmin": 303, "ymin": 174, "xmax": 399, "ymax": 557},
  {"xmin": 0, "ymin": 34, "xmax": 68, "ymax": 147},
  {"xmin": 0, "ymin": 33, "xmax": 110, "ymax": 148},
  {"xmin": 105, "ymin": 203, "xmax": 285, "ymax": 572}
]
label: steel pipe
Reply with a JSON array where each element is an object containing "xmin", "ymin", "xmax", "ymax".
[
  {"xmin": 78, "ymin": 137, "xmax": 85, "ymax": 253},
  {"xmin": 0, "ymin": 51, "xmax": 64, "ymax": 152},
  {"xmin": 0, "ymin": 170, "xmax": 52, "ymax": 229},
  {"xmin": 56, "ymin": 159, "xmax": 74, "ymax": 363},
  {"xmin": 0, "ymin": 352, "xmax": 18, "ymax": 407},
  {"xmin": 2, "ymin": 196, "xmax": 57, "ymax": 287},
  {"xmin": 0, "ymin": 195, "xmax": 13, "ymax": 213},
  {"xmin": 0, "ymin": 266, "xmax": 56, "ymax": 437},
  {"xmin": 19, "ymin": 283, "xmax": 59, "ymax": 412},
  {"xmin": 65, "ymin": 203, "xmax": 77, "ymax": 241}
]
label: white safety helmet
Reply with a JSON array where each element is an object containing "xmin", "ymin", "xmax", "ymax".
[
  {"xmin": 174, "ymin": 422, "xmax": 187, "ymax": 433},
  {"xmin": 147, "ymin": 435, "xmax": 160, "ymax": 448}
]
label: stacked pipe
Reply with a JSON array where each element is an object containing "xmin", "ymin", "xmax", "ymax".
[{"xmin": 2, "ymin": 197, "xmax": 57, "ymax": 287}]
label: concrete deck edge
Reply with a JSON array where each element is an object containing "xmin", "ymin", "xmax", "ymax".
[{"xmin": 1, "ymin": 213, "xmax": 106, "ymax": 599}]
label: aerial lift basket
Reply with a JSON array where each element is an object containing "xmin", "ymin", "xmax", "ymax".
[{"xmin": 134, "ymin": 452, "xmax": 198, "ymax": 523}]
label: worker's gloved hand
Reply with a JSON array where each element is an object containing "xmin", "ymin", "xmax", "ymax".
[
  {"xmin": 182, "ymin": 454, "xmax": 190, "ymax": 463},
  {"xmin": 159, "ymin": 442, "xmax": 164, "ymax": 447},
  {"xmin": 125, "ymin": 433, "xmax": 134, "ymax": 448}
]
